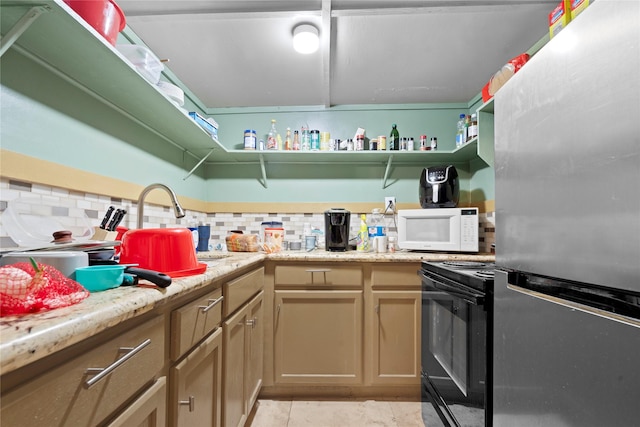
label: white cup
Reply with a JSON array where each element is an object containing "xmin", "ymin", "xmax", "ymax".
[{"xmin": 373, "ymin": 236, "xmax": 388, "ymax": 253}]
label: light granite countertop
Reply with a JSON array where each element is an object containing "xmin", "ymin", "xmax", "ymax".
[{"xmin": 0, "ymin": 250, "xmax": 493, "ymax": 375}]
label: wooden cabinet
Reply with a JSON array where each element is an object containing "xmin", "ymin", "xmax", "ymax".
[
  {"xmin": 106, "ymin": 376, "xmax": 167, "ymax": 427},
  {"xmin": 368, "ymin": 264, "xmax": 422, "ymax": 386},
  {"xmin": 222, "ymin": 267, "xmax": 264, "ymax": 427},
  {"xmin": 169, "ymin": 287, "xmax": 224, "ymax": 426},
  {"xmin": 246, "ymin": 292, "xmax": 264, "ymax": 412},
  {"xmin": 170, "ymin": 328, "xmax": 223, "ymax": 427},
  {"xmin": 274, "ymin": 290, "xmax": 363, "ymax": 385},
  {"xmin": 223, "ymin": 291, "xmax": 264, "ymax": 427},
  {"xmin": 271, "ymin": 263, "xmax": 364, "ymax": 386},
  {"xmin": 171, "ymin": 287, "xmax": 224, "ymax": 361},
  {"xmin": 0, "ymin": 315, "xmax": 165, "ymax": 427}
]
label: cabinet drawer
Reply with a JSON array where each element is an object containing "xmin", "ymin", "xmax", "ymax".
[
  {"xmin": 274, "ymin": 264, "xmax": 363, "ymax": 288},
  {"xmin": 171, "ymin": 287, "xmax": 223, "ymax": 360},
  {"xmin": 371, "ymin": 263, "xmax": 421, "ymax": 288},
  {"xmin": 1, "ymin": 315, "xmax": 164, "ymax": 427},
  {"xmin": 224, "ymin": 267, "xmax": 264, "ymax": 317}
]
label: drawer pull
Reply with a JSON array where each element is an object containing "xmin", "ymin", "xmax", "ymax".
[
  {"xmin": 179, "ymin": 395, "xmax": 196, "ymax": 412},
  {"xmin": 84, "ymin": 338, "xmax": 151, "ymax": 389},
  {"xmin": 305, "ymin": 269, "xmax": 331, "ymax": 285},
  {"xmin": 199, "ymin": 295, "xmax": 224, "ymax": 313}
]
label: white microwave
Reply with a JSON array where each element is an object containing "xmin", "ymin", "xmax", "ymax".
[{"xmin": 397, "ymin": 208, "xmax": 479, "ymax": 252}]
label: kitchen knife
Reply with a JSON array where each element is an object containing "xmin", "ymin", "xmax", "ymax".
[
  {"xmin": 99, "ymin": 206, "xmax": 115, "ymax": 230},
  {"xmin": 106, "ymin": 208, "xmax": 123, "ymax": 231},
  {"xmin": 110, "ymin": 209, "xmax": 127, "ymax": 231}
]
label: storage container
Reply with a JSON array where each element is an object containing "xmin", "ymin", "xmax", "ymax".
[{"xmin": 116, "ymin": 44, "xmax": 164, "ymax": 84}]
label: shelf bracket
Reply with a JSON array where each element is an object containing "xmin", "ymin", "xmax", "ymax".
[
  {"xmin": 259, "ymin": 154, "xmax": 268, "ymax": 188},
  {"xmin": 382, "ymin": 154, "xmax": 394, "ymax": 189},
  {"xmin": 183, "ymin": 147, "xmax": 215, "ymax": 180},
  {"xmin": 0, "ymin": 6, "xmax": 50, "ymax": 58}
]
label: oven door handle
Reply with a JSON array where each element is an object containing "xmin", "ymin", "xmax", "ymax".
[{"xmin": 420, "ymin": 271, "xmax": 485, "ymax": 305}]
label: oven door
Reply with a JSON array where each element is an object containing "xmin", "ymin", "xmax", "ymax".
[{"xmin": 420, "ymin": 270, "xmax": 487, "ymax": 426}]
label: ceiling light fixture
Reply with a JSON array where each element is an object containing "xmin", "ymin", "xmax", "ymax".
[{"xmin": 292, "ymin": 24, "xmax": 319, "ymax": 54}]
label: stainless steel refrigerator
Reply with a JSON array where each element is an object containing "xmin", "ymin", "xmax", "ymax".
[{"xmin": 493, "ymin": 0, "xmax": 640, "ymax": 425}]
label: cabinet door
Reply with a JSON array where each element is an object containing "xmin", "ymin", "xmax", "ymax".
[
  {"xmin": 170, "ymin": 328, "xmax": 223, "ymax": 427},
  {"xmin": 274, "ymin": 290, "xmax": 363, "ymax": 385},
  {"xmin": 246, "ymin": 291, "xmax": 264, "ymax": 412},
  {"xmin": 222, "ymin": 304, "xmax": 249, "ymax": 427},
  {"xmin": 106, "ymin": 377, "xmax": 167, "ymax": 427},
  {"xmin": 370, "ymin": 291, "xmax": 421, "ymax": 385}
]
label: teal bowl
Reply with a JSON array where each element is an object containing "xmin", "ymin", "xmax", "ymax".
[{"xmin": 75, "ymin": 265, "xmax": 125, "ymax": 292}]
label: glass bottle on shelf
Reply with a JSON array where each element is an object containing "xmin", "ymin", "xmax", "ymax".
[
  {"xmin": 468, "ymin": 113, "xmax": 478, "ymax": 141},
  {"xmin": 267, "ymin": 119, "xmax": 279, "ymax": 150},
  {"xmin": 301, "ymin": 126, "xmax": 310, "ymax": 151},
  {"xmin": 285, "ymin": 127, "xmax": 292, "ymax": 150},
  {"xmin": 390, "ymin": 124, "xmax": 400, "ymax": 151},
  {"xmin": 293, "ymin": 130, "xmax": 300, "ymax": 150}
]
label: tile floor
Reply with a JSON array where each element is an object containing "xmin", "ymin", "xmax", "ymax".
[{"xmin": 247, "ymin": 399, "xmax": 426, "ymax": 427}]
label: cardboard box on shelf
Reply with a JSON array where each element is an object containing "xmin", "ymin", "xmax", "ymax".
[{"xmin": 549, "ymin": 0, "xmax": 571, "ymax": 39}]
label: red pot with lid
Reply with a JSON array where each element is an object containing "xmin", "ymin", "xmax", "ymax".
[{"xmin": 118, "ymin": 228, "xmax": 206, "ymax": 278}]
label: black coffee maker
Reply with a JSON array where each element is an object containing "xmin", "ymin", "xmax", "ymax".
[
  {"xmin": 324, "ymin": 208, "xmax": 351, "ymax": 251},
  {"xmin": 419, "ymin": 165, "xmax": 459, "ymax": 208}
]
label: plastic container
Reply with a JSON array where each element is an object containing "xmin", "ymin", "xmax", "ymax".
[
  {"xmin": 116, "ymin": 44, "xmax": 164, "ymax": 84},
  {"xmin": 64, "ymin": 0, "xmax": 126, "ymax": 46},
  {"xmin": 1, "ymin": 197, "xmax": 94, "ymax": 247},
  {"xmin": 356, "ymin": 214, "xmax": 370, "ymax": 252},
  {"xmin": 368, "ymin": 208, "xmax": 386, "ymax": 240},
  {"xmin": 156, "ymin": 81, "xmax": 184, "ymax": 106},
  {"xmin": 119, "ymin": 228, "xmax": 206, "ymax": 277}
]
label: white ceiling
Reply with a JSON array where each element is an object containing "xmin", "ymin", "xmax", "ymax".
[{"xmin": 117, "ymin": 0, "xmax": 556, "ymax": 108}]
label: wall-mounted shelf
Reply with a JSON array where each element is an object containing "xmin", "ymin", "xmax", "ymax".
[
  {"xmin": 209, "ymin": 140, "xmax": 481, "ymax": 188},
  {"xmin": 1, "ymin": 0, "xmax": 495, "ymax": 184},
  {"xmin": 0, "ymin": 0, "xmax": 224, "ymax": 165}
]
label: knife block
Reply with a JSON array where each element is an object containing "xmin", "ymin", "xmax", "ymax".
[{"xmin": 91, "ymin": 226, "xmax": 118, "ymax": 241}]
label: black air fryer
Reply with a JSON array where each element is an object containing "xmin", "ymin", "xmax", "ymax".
[
  {"xmin": 419, "ymin": 165, "xmax": 459, "ymax": 208},
  {"xmin": 324, "ymin": 208, "xmax": 350, "ymax": 251}
]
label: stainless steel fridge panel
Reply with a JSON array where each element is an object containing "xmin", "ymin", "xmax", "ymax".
[
  {"xmin": 494, "ymin": 0, "xmax": 640, "ymax": 291},
  {"xmin": 493, "ymin": 271, "xmax": 640, "ymax": 427}
]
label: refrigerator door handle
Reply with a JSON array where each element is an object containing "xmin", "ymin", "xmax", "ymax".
[{"xmin": 507, "ymin": 284, "xmax": 640, "ymax": 328}]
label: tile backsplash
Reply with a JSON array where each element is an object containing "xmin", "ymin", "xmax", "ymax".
[{"xmin": 0, "ymin": 178, "xmax": 495, "ymax": 253}]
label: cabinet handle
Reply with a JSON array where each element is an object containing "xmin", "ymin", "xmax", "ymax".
[
  {"xmin": 305, "ymin": 269, "xmax": 331, "ymax": 285},
  {"xmin": 179, "ymin": 395, "xmax": 195, "ymax": 412},
  {"xmin": 245, "ymin": 316, "xmax": 258, "ymax": 328},
  {"xmin": 84, "ymin": 338, "xmax": 151, "ymax": 389},
  {"xmin": 199, "ymin": 295, "xmax": 224, "ymax": 313},
  {"xmin": 375, "ymin": 305, "xmax": 380, "ymax": 314}
]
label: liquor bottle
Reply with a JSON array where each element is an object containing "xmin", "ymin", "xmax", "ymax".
[{"xmin": 390, "ymin": 124, "xmax": 400, "ymax": 151}]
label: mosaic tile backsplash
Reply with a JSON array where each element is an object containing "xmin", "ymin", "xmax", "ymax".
[{"xmin": 0, "ymin": 178, "xmax": 495, "ymax": 253}]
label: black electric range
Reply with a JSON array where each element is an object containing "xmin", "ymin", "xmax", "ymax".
[{"xmin": 420, "ymin": 260, "xmax": 495, "ymax": 427}]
